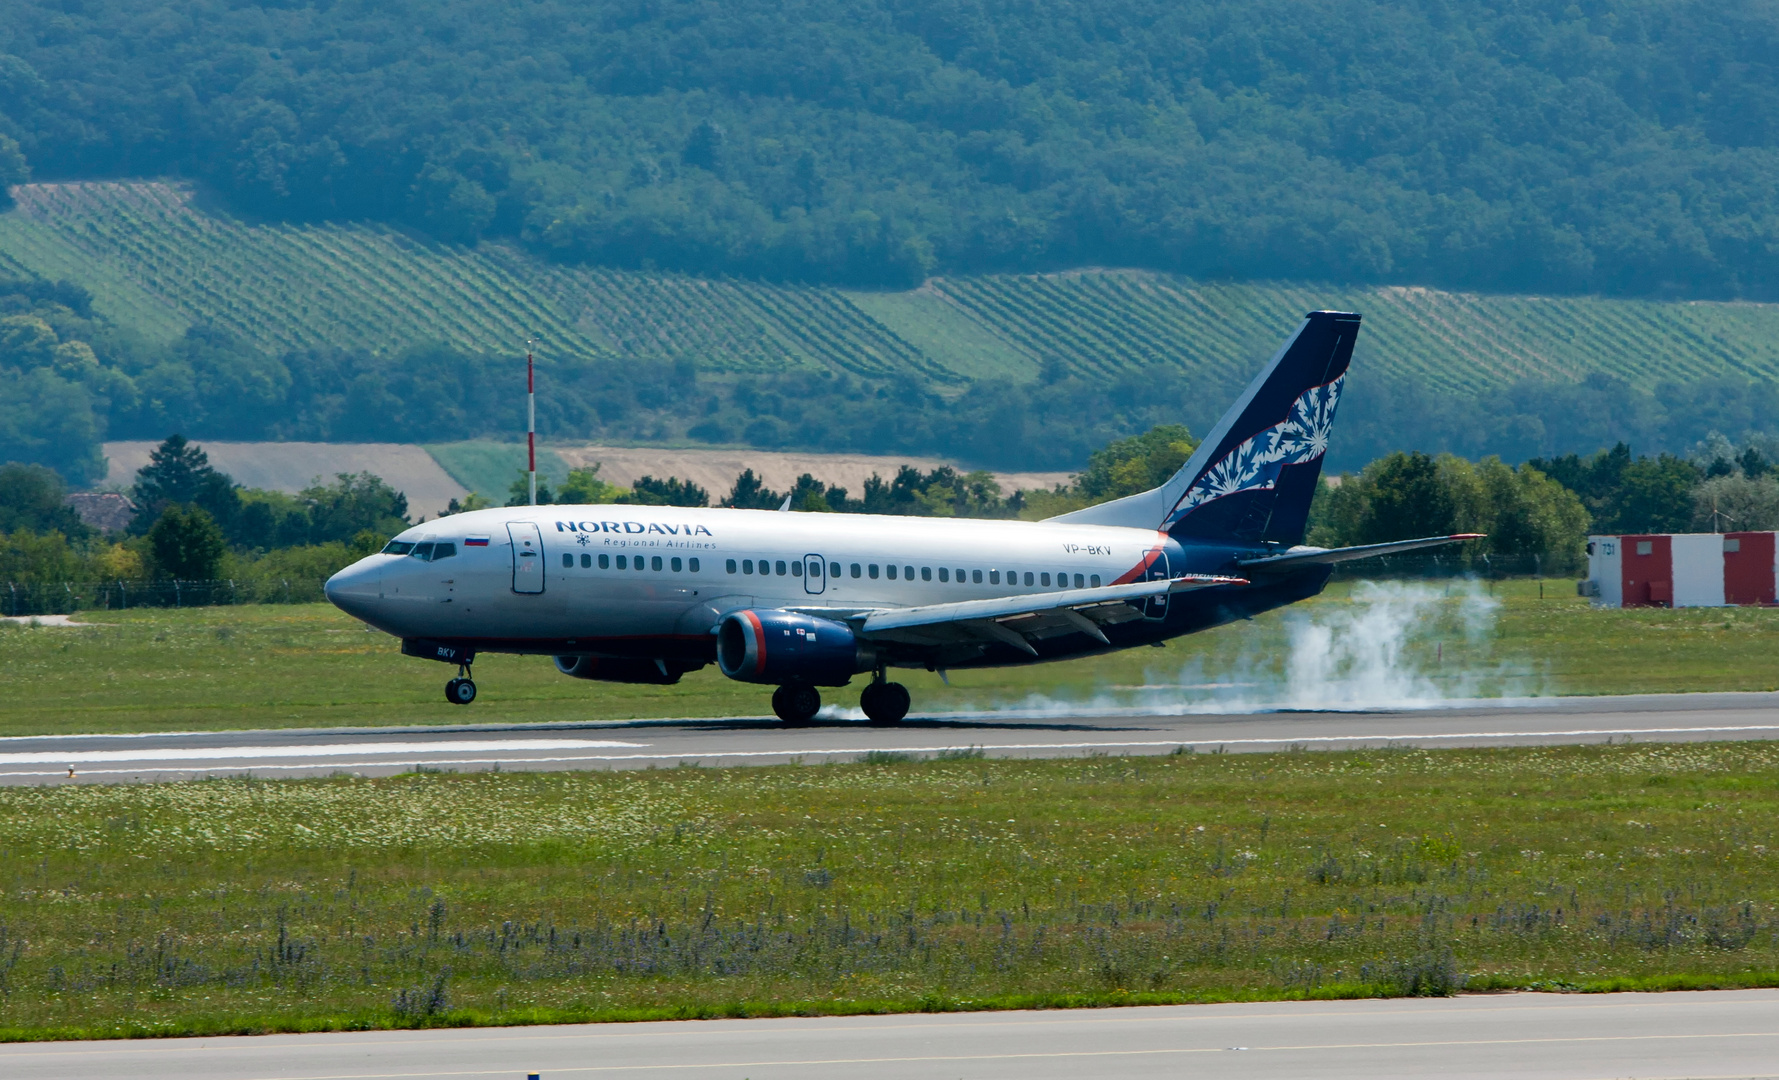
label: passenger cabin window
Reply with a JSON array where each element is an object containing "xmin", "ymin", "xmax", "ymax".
[
  {"xmin": 922, "ymin": 567, "xmax": 932, "ymax": 581},
  {"xmin": 830, "ymin": 561, "xmax": 842, "ymax": 578},
  {"xmin": 776, "ymin": 560, "xmax": 787, "ymax": 575},
  {"xmin": 580, "ymin": 553, "xmax": 591, "ymax": 568},
  {"xmin": 938, "ymin": 567, "xmax": 949, "ymax": 582},
  {"xmin": 383, "ymin": 540, "xmax": 415, "ymax": 555},
  {"xmin": 989, "ymin": 570, "xmax": 1000, "ymax": 584},
  {"xmin": 1024, "ymin": 572, "xmax": 1034, "ymax": 586},
  {"xmin": 599, "ymin": 554, "xmax": 610, "ymax": 568},
  {"xmin": 617, "ymin": 555, "xmax": 628, "ymax": 569},
  {"xmin": 561, "ymin": 553, "xmax": 573, "ymax": 568},
  {"xmin": 743, "ymin": 559, "xmax": 754, "ymax": 574},
  {"xmin": 972, "ymin": 569, "xmax": 983, "ymax": 584},
  {"xmin": 1090, "ymin": 575, "xmax": 1101, "ymax": 587},
  {"xmin": 904, "ymin": 565, "xmax": 914, "ymax": 579},
  {"xmin": 650, "ymin": 556, "xmax": 662, "ymax": 571},
  {"xmin": 955, "ymin": 568, "xmax": 965, "ymax": 582},
  {"xmin": 1041, "ymin": 573, "xmax": 1051, "ymax": 586},
  {"xmin": 726, "ymin": 559, "xmax": 737, "ymax": 573},
  {"xmin": 868, "ymin": 564, "xmax": 879, "ymax": 579},
  {"xmin": 850, "ymin": 563, "xmax": 862, "ymax": 578},
  {"xmin": 886, "ymin": 564, "xmax": 897, "ymax": 580},
  {"xmin": 671, "ymin": 557, "xmax": 682, "ymax": 572},
  {"xmin": 1074, "ymin": 573, "xmax": 1085, "ymax": 588},
  {"xmin": 689, "ymin": 558, "xmax": 700, "ymax": 572}
]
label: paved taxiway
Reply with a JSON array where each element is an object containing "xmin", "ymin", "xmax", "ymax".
[
  {"xmin": 7, "ymin": 690, "xmax": 1779, "ymax": 784},
  {"xmin": 5, "ymin": 989, "xmax": 1777, "ymax": 1079}
]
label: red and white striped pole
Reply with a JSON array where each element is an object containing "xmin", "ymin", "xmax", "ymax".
[{"xmin": 526, "ymin": 345, "xmax": 536, "ymax": 506}]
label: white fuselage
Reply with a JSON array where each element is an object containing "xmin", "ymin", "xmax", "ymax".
[{"xmin": 325, "ymin": 504, "xmax": 1170, "ymax": 650}]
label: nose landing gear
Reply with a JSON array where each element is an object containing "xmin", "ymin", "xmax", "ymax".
[
  {"xmin": 445, "ymin": 663, "xmax": 477, "ymax": 705},
  {"xmin": 859, "ymin": 676, "xmax": 910, "ymax": 724}
]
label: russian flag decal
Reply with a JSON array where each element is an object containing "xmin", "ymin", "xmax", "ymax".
[{"xmin": 464, "ymin": 536, "xmax": 490, "ymax": 547}]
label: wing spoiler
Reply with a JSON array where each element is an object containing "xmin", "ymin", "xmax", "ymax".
[
  {"xmin": 1236, "ymin": 533, "xmax": 1485, "ymax": 571},
  {"xmin": 851, "ymin": 575, "xmax": 1246, "ymax": 638}
]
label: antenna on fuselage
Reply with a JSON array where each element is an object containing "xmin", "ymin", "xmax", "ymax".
[{"xmin": 526, "ymin": 340, "xmax": 537, "ymax": 507}]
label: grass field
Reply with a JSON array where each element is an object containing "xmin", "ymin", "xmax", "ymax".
[
  {"xmin": 3, "ymin": 580, "xmax": 1777, "ymax": 738},
  {"xmin": 2, "ymin": 741, "xmax": 1777, "ymax": 1038},
  {"xmin": 6, "ymin": 181, "xmax": 1779, "ymax": 394}
]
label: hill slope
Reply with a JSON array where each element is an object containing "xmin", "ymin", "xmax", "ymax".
[
  {"xmin": 7, "ymin": 181, "xmax": 1779, "ymax": 402},
  {"xmin": 3, "ymin": 0, "xmax": 1777, "ymax": 297}
]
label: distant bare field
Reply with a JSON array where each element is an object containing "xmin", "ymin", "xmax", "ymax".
[
  {"xmin": 102, "ymin": 440, "xmax": 1074, "ymax": 514},
  {"xmin": 102, "ymin": 441, "xmax": 470, "ymax": 518}
]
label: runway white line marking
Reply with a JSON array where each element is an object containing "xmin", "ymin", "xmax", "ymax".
[
  {"xmin": 0, "ymin": 739, "xmax": 646, "ymax": 766},
  {"xmin": 49, "ymin": 1029, "xmax": 1777, "ymax": 1079},
  {"xmin": 10, "ymin": 724, "xmax": 1779, "ymax": 778}
]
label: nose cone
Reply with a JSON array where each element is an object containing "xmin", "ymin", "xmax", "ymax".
[{"xmin": 325, "ymin": 557, "xmax": 383, "ymax": 621}]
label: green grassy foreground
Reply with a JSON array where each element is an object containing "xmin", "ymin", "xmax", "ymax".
[
  {"xmin": 1, "ymin": 743, "xmax": 1777, "ymax": 1039},
  {"xmin": 1, "ymin": 579, "xmax": 1776, "ymax": 737}
]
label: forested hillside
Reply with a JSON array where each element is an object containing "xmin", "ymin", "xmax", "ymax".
[{"xmin": 1, "ymin": 0, "xmax": 1777, "ymax": 298}]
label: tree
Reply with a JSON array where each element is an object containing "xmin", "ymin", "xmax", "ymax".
[
  {"xmin": 1692, "ymin": 475, "xmax": 1779, "ymax": 533},
  {"xmin": 146, "ymin": 504, "xmax": 226, "ymax": 581},
  {"xmin": 557, "ymin": 465, "xmax": 625, "ymax": 504},
  {"xmin": 1075, "ymin": 425, "xmax": 1198, "ymax": 502},
  {"xmin": 302, "ymin": 473, "xmax": 409, "ymax": 544},
  {"xmin": 1607, "ymin": 455, "xmax": 1700, "ymax": 534},
  {"xmin": 0, "ymin": 462, "xmax": 89, "ymax": 537},
  {"xmin": 720, "ymin": 469, "xmax": 781, "ymax": 509},
  {"xmin": 130, "ymin": 435, "xmax": 238, "ymax": 533},
  {"xmin": 505, "ymin": 470, "xmax": 554, "ymax": 506},
  {"xmin": 620, "ymin": 475, "xmax": 710, "ymax": 507}
]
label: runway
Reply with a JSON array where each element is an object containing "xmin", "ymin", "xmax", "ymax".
[
  {"xmin": 5, "ymin": 989, "xmax": 1777, "ymax": 1079},
  {"xmin": 9, "ymin": 690, "xmax": 1779, "ymax": 784}
]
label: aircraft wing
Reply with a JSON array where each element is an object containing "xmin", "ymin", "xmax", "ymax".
[
  {"xmin": 1235, "ymin": 533, "xmax": 1484, "ymax": 571},
  {"xmin": 812, "ymin": 575, "xmax": 1245, "ymax": 654}
]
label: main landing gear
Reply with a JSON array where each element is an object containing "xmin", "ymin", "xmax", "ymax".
[
  {"xmin": 769, "ymin": 677, "xmax": 911, "ymax": 725},
  {"xmin": 445, "ymin": 663, "xmax": 477, "ymax": 705},
  {"xmin": 859, "ymin": 678, "xmax": 910, "ymax": 725},
  {"xmin": 772, "ymin": 683, "xmax": 821, "ymax": 725}
]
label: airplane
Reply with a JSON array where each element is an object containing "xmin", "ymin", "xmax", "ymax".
[{"xmin": 324, "ymin": 310, "xmax": 1478, "ymax": 724}]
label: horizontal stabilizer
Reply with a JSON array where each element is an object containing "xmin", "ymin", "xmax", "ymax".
[{"xmin": 1236, "ymin": 534, "xmax": 1484, "ymax": 571}]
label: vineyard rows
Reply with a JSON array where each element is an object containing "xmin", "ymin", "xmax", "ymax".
[{"xmin": 4, "ymin": 181, "xmax": 1779, "ymax": 395}]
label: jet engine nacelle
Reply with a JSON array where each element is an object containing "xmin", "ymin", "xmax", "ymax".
[
  {"xmin": 553, "ymin": 655, "xmax": 703, "ymax": 685},
  {"xmin": 715, "ymin": 609, "xmax": 874, "ymax": 687}
]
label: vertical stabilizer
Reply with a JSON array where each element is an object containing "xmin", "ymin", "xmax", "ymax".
[{"xmin": 1048, "ymin": 310, "xmax": 1359, "ymax": 547}]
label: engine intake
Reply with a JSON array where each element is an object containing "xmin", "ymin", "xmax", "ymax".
[
  {"xmin": 553, "ymin": 655, "xmax": 703, "ymax": 685},
  {"xmin": 716, "ymin": 609, "xmax": 874, "ymax": 686}
]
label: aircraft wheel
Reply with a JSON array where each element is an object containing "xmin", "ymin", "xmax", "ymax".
[
  {"xmin": 445, "ymin": 677, "xmax": 478, "ymax": 705},
  {"xmin": 860, "ymin": 681, "xmax": 911, "ymax": 724},
  {"xmin": 771, "ymin": 683, "xmax": 821, "ymax": 725}
]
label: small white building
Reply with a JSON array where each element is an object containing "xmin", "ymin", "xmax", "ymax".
[{"xmin": 1583, "ymin": 532, "xmax": 1777, "ymax": 608}]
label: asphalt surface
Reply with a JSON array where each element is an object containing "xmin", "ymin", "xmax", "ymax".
[
  {"xmin": 9, "ymin": 690, "xmax": 1779, "ymax": 784},
  {"xmin": 5, "ymin": 989, "xmax": 1777, "ymax": 1079}
]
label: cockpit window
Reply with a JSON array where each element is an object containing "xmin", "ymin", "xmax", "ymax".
[
  {"xmin": 382, "ymin": 540, "xmax": 415, "ymax": 555},
  {"xmin": 410, "ymin": 542, "xmax": 436, "ymax": 561},
  {"xmin": 432, "ymin": 543, "xmax": 456, "ymax": 561}
]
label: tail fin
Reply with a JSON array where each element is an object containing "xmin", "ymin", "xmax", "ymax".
[{"xmin": 1049, "ymin": 310, "xmax": 1359, "ymax": 547}]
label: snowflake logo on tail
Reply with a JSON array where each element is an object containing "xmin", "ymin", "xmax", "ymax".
[{"xmin": 1167, "ymin": 375, "xmax": 1344, "ymax": 525}]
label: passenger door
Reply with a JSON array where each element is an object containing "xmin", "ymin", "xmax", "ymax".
[
  {"xmin": 508, "ymin": 522, "xmax": 545, "ymax": 594},
  {"xmin": 804, "ymin": 554, "xmax": 826, "ymax": 595}
]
